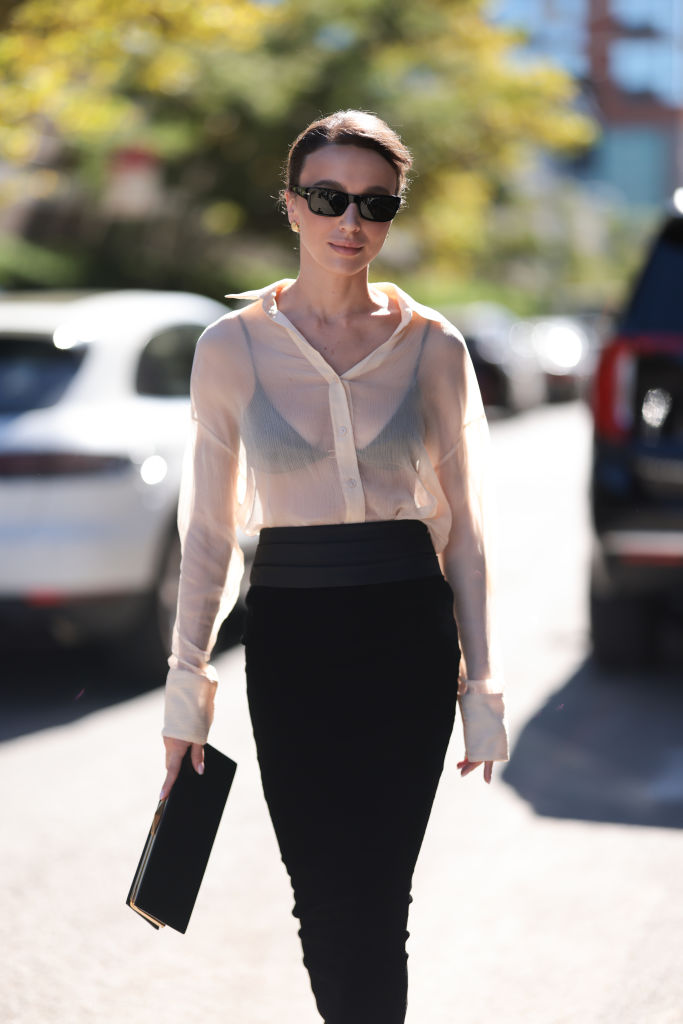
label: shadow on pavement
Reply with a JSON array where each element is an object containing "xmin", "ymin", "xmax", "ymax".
[
  {"xmin": 0, "ymin": 610, "xmax": 245, "ymax": 743},
  {"xmin": 504, "ymin": 656, "xmax": 683, "ymax": 828}
]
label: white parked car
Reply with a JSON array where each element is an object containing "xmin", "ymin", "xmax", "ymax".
[{"xmin": 0, "ymin": 289, "xmax": 246, "ymax": 671}]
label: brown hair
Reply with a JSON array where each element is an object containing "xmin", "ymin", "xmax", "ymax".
[{"xmin": 284, "ymin": 110, "xmax": 413, "ymax": 197}]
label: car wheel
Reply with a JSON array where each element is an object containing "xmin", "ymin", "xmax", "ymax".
[
  {"xmin": 473, "ymin": 364, "xmax": 504, "ymax": 408},
  {"xmin": 126, "ymin": 529, "xmax": 181, "ymax": 679},
  {"xmin": 590, "ymin": 588, "xmax": 655, "ymax": 670},
  {"xmin": 155, "ymin": 529, "xmax": 181, "ymax": 657}
]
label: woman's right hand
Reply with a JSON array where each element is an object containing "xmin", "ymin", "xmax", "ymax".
[
  {"xmin": 457, "ymin": 758, "xmax": 494, "ymax": 784},
  {"xmin": 160, "ymin": 736, "xmax": 205, "ymax": 800}
]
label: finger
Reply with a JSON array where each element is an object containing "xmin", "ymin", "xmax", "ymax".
[
  {"xmin": 160, "ymin": 739, "xmax": 189, "ymax": 799},
  {"xmin": 164, "ymin": 737, "xmax": 190, "ymax": 768},
  {"xmin": 484, "ymin": 761, "xmax": 493, "ymax": 784},
  {"xmin": 190, "ymin": 743, "xmax": 205, "ymax": 776},
  {"xmin": 160, "ymin": 760, "xmax": 181, "ymax": 800}
]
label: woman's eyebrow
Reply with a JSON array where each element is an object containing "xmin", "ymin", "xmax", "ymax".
[{"xmin": 311, "ymin": 179, "xmax": 393, "ymax": 194}]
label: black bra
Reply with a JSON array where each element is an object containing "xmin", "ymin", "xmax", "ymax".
[{"xmin": 239, "ymin": 318, "xmax": 428, "ymax": 474}]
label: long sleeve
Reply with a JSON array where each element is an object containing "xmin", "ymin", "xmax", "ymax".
[
  {"xmin": 162, "ymin": 324, "xmax": 246, "ymax": 743},
  {"xmin": 425, "ymin": 323, "xmax": 509, "ymax": 762}
]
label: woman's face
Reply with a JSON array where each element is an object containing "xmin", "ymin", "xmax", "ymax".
[{"xmin": 286, "ymin": 144, "xmax": 398, "ymax": 277}]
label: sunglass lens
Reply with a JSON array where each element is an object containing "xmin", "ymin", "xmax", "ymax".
[
  {"xmin": 309, "ymin": 188, "xmax": 348, "ymax": 217},
  {"xmin": 361, "ymin": 195, "xmax": 401, "ymax": 222}
]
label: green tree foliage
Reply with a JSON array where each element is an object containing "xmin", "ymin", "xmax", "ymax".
[
  {"xmin": 0, "ymin": 0, "xmax": 271, "ymax": 161},
  {"xmin": 0, "ymin": 0, "xmax": 596, "ymax": 284}
]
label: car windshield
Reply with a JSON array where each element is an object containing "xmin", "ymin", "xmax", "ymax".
[
  {"xmin": 0, "ymin": 336, "xmax": 85, "ymax": 413},
  {"xmin": 621, "ymin": 217, "xmax": 683, "ymax": 334}
]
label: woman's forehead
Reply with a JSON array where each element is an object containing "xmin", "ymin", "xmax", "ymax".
[{"xmin": 299, "ymin": 144, "xmax": 397, "ymax": 192}]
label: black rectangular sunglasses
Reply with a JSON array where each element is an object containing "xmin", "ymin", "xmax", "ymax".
[{"xmin": 291, "ymin": 185, "xmax": 402, "ymax": 222}]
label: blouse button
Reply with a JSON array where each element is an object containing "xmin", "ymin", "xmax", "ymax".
[
  {"xmin": 347, "ymin": 478, "xmax": 358, "ymax": 488},
  {"xmin": 339, "ymin": 426, "xmax": 348, "ymax": 436}
]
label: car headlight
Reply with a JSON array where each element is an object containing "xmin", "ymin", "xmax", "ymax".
[
  {"xmin": 139, "ymin": 454, "xmax": 168, "ymax": 485},
  {"xmin": 533, "ymin": 322, "xmax": 585, "ymax": 372}
]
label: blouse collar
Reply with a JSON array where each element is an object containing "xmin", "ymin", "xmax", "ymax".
[{"xmin": 225, "ymin": 279, "xmax": 444, "ymax": 328}]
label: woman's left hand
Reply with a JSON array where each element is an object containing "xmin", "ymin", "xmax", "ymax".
[{"xmin": 457, "ymin": 759, "xmax": 494, "ymax": 784}]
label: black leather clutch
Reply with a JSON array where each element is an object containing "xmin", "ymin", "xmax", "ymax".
[{"xmin": 127, "ymin": 743, "xmax": 237, "ymax": 933}]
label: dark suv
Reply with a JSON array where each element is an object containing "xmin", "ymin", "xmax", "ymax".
[{"xmin": 590, "ymin": 206, "xmax": 683, "ymax": 668}]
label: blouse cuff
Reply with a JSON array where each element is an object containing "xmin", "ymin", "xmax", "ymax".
[
  {"xmin": 458, "ymin": 689, "xmax": 509, "ymax": 762},
  {"xmin": 162, "ymin": 667, "xmax": 217, "ymax": 745}
]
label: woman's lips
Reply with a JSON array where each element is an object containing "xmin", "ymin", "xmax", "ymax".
[{"xmin": 328, "ymin": 241, "xmax": 363, "ymax": 254}]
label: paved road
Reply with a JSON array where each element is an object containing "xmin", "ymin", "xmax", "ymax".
[{"xmin": 2, "ymin": 401, "xmax": 682, "ymax": 1024}]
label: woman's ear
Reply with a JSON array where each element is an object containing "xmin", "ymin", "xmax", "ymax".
[{"xmin": 285, "ymin": 191, "xmax": 301, "ymax": 233}]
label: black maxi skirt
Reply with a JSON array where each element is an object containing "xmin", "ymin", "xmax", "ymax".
[{"xmin": 243, "ymin": 520, "xmax": 460, "ymax": 1024}]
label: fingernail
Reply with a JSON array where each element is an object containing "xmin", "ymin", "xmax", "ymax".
[{"xmin": 197, "ymin": 762, "xmax": 205, "ymax": 775}]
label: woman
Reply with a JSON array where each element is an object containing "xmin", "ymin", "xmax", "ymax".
[{"xmin": 160, "ymin": 110, "xmax": 508, "ymax": 1024}]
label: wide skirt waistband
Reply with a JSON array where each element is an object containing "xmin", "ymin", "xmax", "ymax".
[{"xmin": 250, "ymin": 520, "xmax": 442, "ymax": 588}]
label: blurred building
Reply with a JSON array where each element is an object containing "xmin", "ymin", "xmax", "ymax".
[{"xmin": 491, "ymin": 0, "xmax": 683, "ymax": 206}]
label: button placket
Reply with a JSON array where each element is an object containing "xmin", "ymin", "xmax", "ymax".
[{"xmin": 328, "ymin": 378, "xmax": 364, "ymax": 521}]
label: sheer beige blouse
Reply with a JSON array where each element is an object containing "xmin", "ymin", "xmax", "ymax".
[{"xmin": 163, "ymin": 280, "xmax": 509, "ymax": 762}]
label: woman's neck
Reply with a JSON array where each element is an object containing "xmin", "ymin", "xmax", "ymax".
[{"xmin": 280, "ymin": 264, "xmax": 385, "ymax": 323}]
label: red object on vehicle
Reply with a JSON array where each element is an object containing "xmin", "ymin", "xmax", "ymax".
[{"xmin": 592, "ymin": 334, "xmax": 682, "ymax": 441}]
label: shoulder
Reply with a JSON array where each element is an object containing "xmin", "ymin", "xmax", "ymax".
[
  {"xmin": 196, "ymin": 305, "xmax": 252, "ymax": 352},
  {"xmin": 417, "ymin": 309, "xmax": 470, "ymax": 378},
  {"xmin": 194, "ymin": 278, "xmax": 287, "ymax": 358},
  {"xmin": 191, "ymin": 307, "xmax": 256, "ymax": 401},
  {"xmin": 382, "ymin": 282, "xmax": 467, "ymax": 352},
  {"xmin": 194, "ymin": 301, "xmax": 266, "ymax": 368},
  {"xmin": 388, "ymin": 290, "xmax": 481, "ymax": 412}
]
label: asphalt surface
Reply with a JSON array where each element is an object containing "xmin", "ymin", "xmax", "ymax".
[{"xmin": 2, "ymin": 400, "xmax": 682, "ymax": 1024}]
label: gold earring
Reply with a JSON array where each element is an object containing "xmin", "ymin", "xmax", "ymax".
[{"xmin": 290, "ymin": 221, "xmax": 300, "ymax": 234}]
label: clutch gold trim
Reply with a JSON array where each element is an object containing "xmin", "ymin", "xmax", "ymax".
[{"xmin": 127, "ymin": 799, "xmax": 167, "ymax": 929}]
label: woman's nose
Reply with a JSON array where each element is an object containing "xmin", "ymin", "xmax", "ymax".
[{"xmin": 339, "ymin": 202, "xmax": 362, "ymax": 231}]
